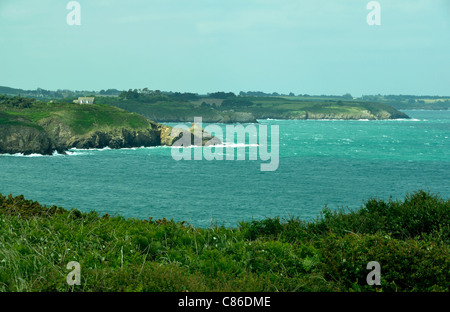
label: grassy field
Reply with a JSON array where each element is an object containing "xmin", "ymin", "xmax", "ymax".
[
  {"xmin": 0, "ymin": 190, "xmax": 448, "ymax": 292},
  {"xmin": 0, "ymin": 111, "xmax": 45, "ymax": 130},
  {"xmin": 0, "ymin": 101, "xmax": 155, "ymax": 135},
  {"xmin": 95, "ymin": 96, "xmax": 250, "ymax": 123}
]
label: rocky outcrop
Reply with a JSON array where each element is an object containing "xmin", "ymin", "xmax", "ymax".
[
  {"xmin": 385, "ymin": 110, "xmax": 410, "ymax": 119},
  {"xmin": 158, "ymin": 123, "xmax": 221, "ymax": 147},
  {"xmin": 188, "ymin": 123, "xmax": 222, "ymax": 146}
]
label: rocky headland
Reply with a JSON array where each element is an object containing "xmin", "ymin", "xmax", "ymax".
[{"xmin": 0, "ymin": 102, "xmax": 220, "ymax": 155}]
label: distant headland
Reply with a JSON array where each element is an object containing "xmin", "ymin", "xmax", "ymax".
[
  {"xmin": 0, "ymin": 86, "xmax": 427, "ymax": 124},
  {"xmin": 0, "ymin": 94, "xmax": 219, "ymax": 155},
  {"xmin": 4, "ymin": 86, "xmax": 447, "ymax": 155}
]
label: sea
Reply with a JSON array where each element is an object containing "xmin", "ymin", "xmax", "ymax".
[{"xmin": 1, "ymin": 110, "xmax": 449, "ymax": 228}]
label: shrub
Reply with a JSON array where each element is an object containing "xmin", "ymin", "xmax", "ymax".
[
  {"xmin": 305, "ymin": 190, "xmax": 450, "ymax": 242},
  {"xmin": 0, "ymin": 194, "xmax": 66, "ymax": 218},
  {"xmin": 239, "ymin": 217, "xmax": 284, "ymax": 240},
  {"xmin": 317, "ymin": 233, "xmax": 449, "ymax": 292}
]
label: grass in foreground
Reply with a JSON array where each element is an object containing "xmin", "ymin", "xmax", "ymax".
[{"xmin": 0, "ymin": 190, "xmax": 448, "ymax": 292}]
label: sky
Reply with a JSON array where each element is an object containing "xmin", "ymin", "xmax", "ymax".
[{"xmin": 0, "ymin": 0, "xmax": 449, "ymax": 96}]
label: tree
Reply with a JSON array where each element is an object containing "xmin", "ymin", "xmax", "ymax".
[
  {"xmin": 208, "ymin": 92, "xmax": 236, "ymax": 99},
  {"xmin": 342, "ymin": 93, "xmax": 353, "ymax": 100},
  {"xmin": 221, "ymin": 98, "xmax": 253, "ymax": 108}
]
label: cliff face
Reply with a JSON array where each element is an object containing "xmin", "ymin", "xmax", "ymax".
[
  {"xmin": 69, "ymin": 128, "xmax": 160, "ymax": 150},
  {"xmin": 0, "ymin": 117, "xmax": 220, "ymax": 155},
  {"xmin": 37, "ymin": 116, "xmax": 161, "ymax": 152},
  {"xmin": 0, "ymin": 125, "xmax": 53, "ymax": 155}
]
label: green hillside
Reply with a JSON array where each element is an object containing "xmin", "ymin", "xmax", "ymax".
[
  {"xmin": 96, "ymin": 91, "xmax": 409, "ymax": 122},
  {"xmin": 0, "ymin": 95, "xmax": 154, "ymax": 135}
]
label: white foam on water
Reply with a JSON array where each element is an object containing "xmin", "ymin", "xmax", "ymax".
[
  {"xmin": 70, "ymin": 146, "xmax": 112, "ymax": 151},
  {"xmin": 389, "ymin": 118, "xmax": 421, "ymax": 121},
  {"xmin": 2, "ymin": 152, "xmax": 52, "ymax": 157},
  {"xmin": 65, "ymin": 151, "xmax": 80, "ymax": 155},
  {"xmin": 1, "ymin": 149, "xmax": 90, "ymax": 157}
]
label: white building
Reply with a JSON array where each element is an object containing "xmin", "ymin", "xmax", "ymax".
[{"xmin": 73, "ymin": 97, "xmax": 95, "ymax": 104}]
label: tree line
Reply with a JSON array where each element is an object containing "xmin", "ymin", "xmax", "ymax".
[{"xmin": 0, "ymin": 95, "xmax": 37, "ymax": 109}]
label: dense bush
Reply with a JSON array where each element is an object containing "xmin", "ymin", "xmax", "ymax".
[
  {"xmin": 318, "ymin": 233, "xmax": 449, "ymax": 292},
  {"xmin": 0, "ymin": 194, "xmax": 66, "ymax": 218},
  {"xmin": 304, "ymin": 190, "xmax": 449, "ymax": 242},
  {"xmin": 221, "ymin": 98, "xmax": 254, "ymax": 109},
  {"xmin": 0, "ymin": 95, "xmax": 36, "ymax": 108}
]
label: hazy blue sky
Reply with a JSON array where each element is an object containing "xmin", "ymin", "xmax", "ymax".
[{"xmin": 0, "ymin": 0, "xmax": 449, "ymax": 95}]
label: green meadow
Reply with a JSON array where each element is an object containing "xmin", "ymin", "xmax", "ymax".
[{"xmin": 0, "ymin": 96, "xmax": 154, "ymax": 135}]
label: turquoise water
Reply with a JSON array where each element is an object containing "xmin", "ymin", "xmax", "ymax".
[{"xmin": 1, "ymin": 110, "xmax": 449, "ymax": 227}]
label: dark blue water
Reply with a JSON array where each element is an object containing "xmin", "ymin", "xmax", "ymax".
[{"xmin": 1, "ymin": 110, "xmax": 449, "ymax": 227}]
